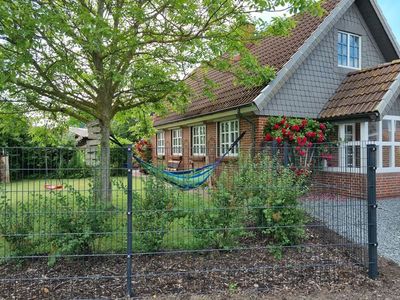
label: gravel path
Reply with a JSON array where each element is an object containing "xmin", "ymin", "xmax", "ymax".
[
  {"xmin": 302, "ymin": 196, "xmax": 400, "ymax": 265},
  {"xmin": 377, "ymin": 199, "xmax": 400, "ymax": 265}
]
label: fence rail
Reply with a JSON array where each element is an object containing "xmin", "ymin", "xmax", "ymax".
[{"xmin": 0, "ymin": 143, "xmax": 377, "ymax": 298}]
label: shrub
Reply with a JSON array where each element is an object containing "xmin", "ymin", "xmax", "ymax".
[
  {"xmin": 0, "ymin": 185, "xmax": 115, "ymax": 265},
  {"xmin": 43, "ymin": 186, "xmax": 115, "ymax": 264},
  {"xmin": 201, "ymin": 154, "xmax": 308, "ymax": 256},
  {"xmin": 132, "ymin": 176, "xmax": 179, "ymax": 252},
  {"xmin": 192, "ymin": 171, "xmax": 248, "ymax": 249},
  {"xmin": 0, "ymin": 197, "xmax": 37, "ymax": 257}
]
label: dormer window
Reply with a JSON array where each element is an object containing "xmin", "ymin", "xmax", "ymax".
[{"xmin": 338, "ymin": 31, "xmax": 361, "ymax": 69}]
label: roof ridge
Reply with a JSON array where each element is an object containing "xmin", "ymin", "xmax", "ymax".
[{"xmin": 348, "ymin": 60, "xmax": 400, "ymax": 76}]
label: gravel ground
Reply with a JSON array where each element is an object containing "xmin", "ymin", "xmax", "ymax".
[
  {"xmin": 377, "ymin": 199, "xmax": 400, "ymax": 265},
  {"xmin": 302, "ymin": 195, "xmax": 400, "ymax": 265}
]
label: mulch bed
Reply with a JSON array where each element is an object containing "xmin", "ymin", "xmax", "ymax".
[{"xmin": 0, "ymin": 226, "xmax": 399, "ymax": 300}]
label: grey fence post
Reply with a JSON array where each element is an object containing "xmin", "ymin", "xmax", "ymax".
[
  {"xmin": 367, "ymin": 144, "xmax": 378, "ymax": 279},
  {"xmin": 126, "ymin": 145, "xmax": 134, "ymax": 297}
]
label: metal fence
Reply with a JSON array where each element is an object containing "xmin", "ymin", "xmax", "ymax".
[{"xmin": 0, "ymin": 143, "xmax": 377, "ymax": 298}]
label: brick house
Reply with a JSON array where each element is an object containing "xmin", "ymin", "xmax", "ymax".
[{"xmin": 151, "ymin": 0, "xmax": 400, "ymax": 198}]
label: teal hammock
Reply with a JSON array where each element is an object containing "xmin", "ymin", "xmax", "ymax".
[{"xmin": 126, "ymin": 132, "xmax": 246, "ymax": 190}]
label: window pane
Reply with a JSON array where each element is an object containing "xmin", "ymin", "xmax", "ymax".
[
  {"xmin": 382, "ymin": 120, "xmax": 392, "ymax": 142},
  {"xmin": 383, "ymin": 146, "xmax": 392, "ymax": 168},
  {"xmin": 396, "ymin": 121, "xmax": 400, "ymax": 142},
  {"xmin": 368, "ymin": 122, "xmax": 378, "ymax": 141},
  {"xmin": 338, "ymin": 32, "xmax": 348, "ymax": 66},
  {"xmin": 349, "ymin": 35, "xmax": 360, "ymax": 68},
  {"xmin": 345, "ymin": 145, "xmax": 354, "ymax": 167},
  {"xmin": 345, "ymin": 125, "xmax": 353, "ymax": 142},
  {"xmin": 396, "ymin": 146, "xmax": 400, "ymax": 167}
]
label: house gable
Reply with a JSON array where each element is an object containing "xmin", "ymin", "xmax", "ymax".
[{"xmin": 256, "ymin": 2, "xmax": 391, "ymax": 119}]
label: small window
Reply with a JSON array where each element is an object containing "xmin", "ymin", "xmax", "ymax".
[
  {"xmin": 342, "ymin": 123, "xmax": 360, "ymax": 168},
  {"xmin": 192, "ymin": 125, "xmax": 206, "ymax": 156},
  {"xmin": 156, "ymin": 131, "xmax": 165, "ymax": 156},
  {"xmin": 338, "ymin": 31, "xmax": 361, "ymax": 69},
  {"xmin": 172, "ymin": 129, "xmax": 182, "ymax": 155},
  {"xmin": 219, "ymin": 120, "xmax": 239, "ymax": 156}
]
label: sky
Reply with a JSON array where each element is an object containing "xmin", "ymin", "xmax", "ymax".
[{"xmin": 377, "ymin": 0, "xmax": 400, "ymax": 44}]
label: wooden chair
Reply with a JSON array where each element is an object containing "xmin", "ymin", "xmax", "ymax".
[{"xmin": 166, "ymin": 159, "xmax": 181, "ymax": 171}]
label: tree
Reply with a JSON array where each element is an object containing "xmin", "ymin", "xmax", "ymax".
[
  {"xmin": 0, "ymin": 0, "xmax": 323, "ymax": 201},
  {"xmin": 0, "ymin": 102, "xmax": 31, "ymax": 147}
]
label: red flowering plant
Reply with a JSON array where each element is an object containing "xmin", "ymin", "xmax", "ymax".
[
  {"xmin": 134, "ymin": 139, "xmax": 152, "ymax": 162},
  {"xmin": 263, "ymin": 116, "xmax": 333, "ymax": 176}
]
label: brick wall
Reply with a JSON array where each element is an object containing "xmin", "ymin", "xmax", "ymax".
[
  {"xmin": 312, "ymin": 171, "xmax": 400, "ymax": 199},
  {"xmin": 152, "ymin": 115, "xmax": 400, "ymax": 199},
  {"xmin": 311, "ymin": 171, "xmax": 367, "ymax": 199},
  {"xmin": 152, "ymin": 115, "xmax": 267, "ymax": 169}
]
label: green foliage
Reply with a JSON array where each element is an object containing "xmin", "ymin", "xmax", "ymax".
[
  {"xmin": 0, "ymin": 0, "xmax": 323, "ymax": 140},
  {"xmin": 0, "ymin": 185, "xmax": 115, "ymax": 265},
  {"xmin": 0, "ymin": 102, "xmax": 31, "ymax": 147},
  {"xmin": 192, "ymin": 172, "xmax": 249, "ymax": 249},
  {"xmin": 132, "ymin": 177, "xmax": 179, "ymax": 252},
  {"xmin": 207, "ymin": 155, "xmax": 308, "ymax": 256},
  {"xmin": 0, "ymin": 197, "xmax": 37, "ymax": 257}
]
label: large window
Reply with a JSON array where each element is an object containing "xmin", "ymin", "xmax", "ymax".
[
  {"xmin": 156, "ymin": 131, "xmax": 165, "ymax": 156},
  {"xmin": 338, "ymin": 31, "xmax": 361, "ymax": 69},
  {"xmin": 219, "ymin": 120, "xmax": 239, "ymax": 156},
  {"xmin": 192, "ymin": 125, "xmax": 206, "ymax": 156},
  {"xmin": 172, "ymin": 129, "xmax": 182, "ymax": 155},
  {"xmin": 333, "ymin": 117, "xmax": 400, "ymax": 172}
]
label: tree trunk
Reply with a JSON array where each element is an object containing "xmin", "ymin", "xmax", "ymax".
[{"xmin": 94, "ymin": 120, "xmax": 112, "ymax": 202}]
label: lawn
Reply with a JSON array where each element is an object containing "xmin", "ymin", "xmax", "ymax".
[
  {"xmin": 0, "ymin": 176, "xmax": 142, "ymax": 208},
  {"xmin": 0, "ymin": 175, "xmax": 212, "ymax": 258}
]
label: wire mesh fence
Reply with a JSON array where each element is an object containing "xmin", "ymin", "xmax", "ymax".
[{"xmin": 0, "ymin": 143, "xmax": 377, "ymax": 298}]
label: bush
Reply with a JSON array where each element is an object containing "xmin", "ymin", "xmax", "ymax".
[
  {"xmin": 192, "ymin": 171, "xmax": 248, "ymax": 249},
  {"xmin": 0, "ymin": 198, "xmax": 37, "ymax": 257},
  {"xmin": 198, "ymin": 154, "xmax": 308, "ymax": 255},
  {"xmin": 132, "ymin": 176, "xmax": 179, "ymax": 252},
  {"xmin": 0, "ymin": 185, "xmax": 115, "ymax": 265}
]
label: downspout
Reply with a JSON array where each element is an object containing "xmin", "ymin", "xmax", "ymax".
[{"xmin": 237, "ymin": 108, "xmax": 256, "ymax": 158}]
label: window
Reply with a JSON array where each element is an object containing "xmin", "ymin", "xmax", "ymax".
[
  {"xmin": 338, "ymin": 31, "xmax": 361, "ymax": 69},
  {"xmin": 156, "ymin": 131, "xmax": 165, "ymax": 156},
  {"xmin": 172, "ymin": 129, "xmax": 182, "ymax": 155},
  {"xmin": 338, "ymin": 123, "xmax": 361, "ymax": 168},
  {"xmin": 192, "ymin": 125, "xmax": 206, "ymax": 156},
  {"xmin": 343, "ymin": 124, "xmax": 361, "ymax": 168},
  {"xmin": 219, "ymin": 120, "xmax": 239, "ymax": 156}
]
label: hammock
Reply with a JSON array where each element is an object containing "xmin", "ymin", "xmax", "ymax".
[{"xmin": 129, "ymin": 131, "xmax": 246, "ymax": 190}]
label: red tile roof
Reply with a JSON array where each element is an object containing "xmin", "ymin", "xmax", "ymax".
[
  {"xmin": 319, "ymin": 60, "xmax": 400, "ymax": 119},
  {"xmin": 155, "ymin": 0, "xmax": 341, "ymax": 126}
]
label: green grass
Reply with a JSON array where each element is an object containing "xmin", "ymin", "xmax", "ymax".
[
  {"xmin": 0, "ymin": 176, "xmax": 212, "ymax": 259},
  {"xmin": 0, "ymin": 176, "xmax": 144, "ymax": 208}
]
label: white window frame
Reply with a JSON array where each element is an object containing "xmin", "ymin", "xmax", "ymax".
[
  {"xmin": 219, "ymin": 119, "xmax": 239, "ymax": 157},
  {"xmin": 324, "ymin": 116, "xmax": 400, "ymax": 174},
  {"xmin": 192, "ymin": 125, "xmax": 206, "ymax": 156},
  {"xmin": 171, "ymin": 128, "xmax": 183, "ymax": 156},
  {"xmin": 342, "ymin": 123, "xmax": 358, "ymax": 168},
  {"xmin": 156, "ymin": 131, "xmax": 165, "ymax": 156},
  {"xmin": 374, "ymin": 116, "xmax": 400, "ymax": 173},
  {"xmin": 338, "ymin": 31, "xmax": 361, "ymax": 70}
]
